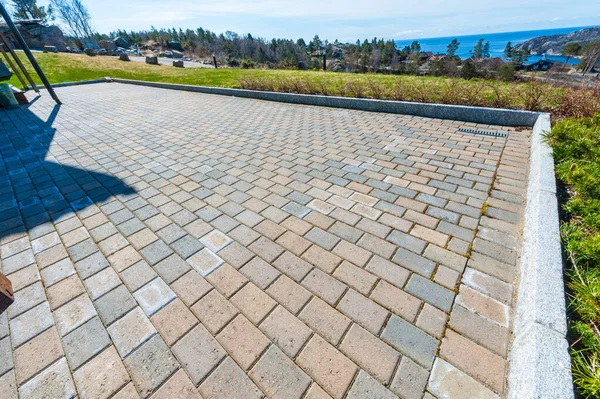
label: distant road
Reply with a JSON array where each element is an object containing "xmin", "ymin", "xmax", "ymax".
[{"xmin": 125, "ymin": 56, "xmax": 214, "ymax": 68}]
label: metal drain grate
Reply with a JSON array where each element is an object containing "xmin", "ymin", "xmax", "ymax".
[{"xmin": 458, "ymin": 127, "xmax": 508, "ymax": 138}]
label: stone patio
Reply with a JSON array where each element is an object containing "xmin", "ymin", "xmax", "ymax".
[{"xmin": 0, "ymin": 83, "xmax": 531, "ymax": 399}]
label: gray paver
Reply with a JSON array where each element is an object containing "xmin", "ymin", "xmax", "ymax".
[{"xmin": 381, "ymin": 315, "xmax": 439, "ymax": 370}]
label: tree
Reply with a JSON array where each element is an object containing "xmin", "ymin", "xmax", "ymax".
[
  {"xmin": 580, "ymin": 42, "xmax": 600, "ymax": 74},
  {"xmin": 504, "ymin": 42, "xmax": 512, "ymax": 59},
  {"xmin": 483, "ymin": 41, "xmax": 490, "ymax": 58},
  {"xmin": 562, "ymin": 42, "xmax": 582, "ymax": 65},
  {"xmin": 472, "ymin": 38, "xmax": 484, "ymax": 58},
  {"xmin": 461, "ymin": 59, "xmax": 477, "ymax": 79},
  {"xmin": 410, "ymin": 40, "xmax": 421, "ymax": 54},
  {"xmin": 10, "ymin": 0, "xmax": 53, "ymax": 23},
  {"xmin": 50, "ymin": 0, "xmax": 95, "ymax": 49},
  {"xmin": 447, "ymin": 38, "xmax": 459, "ymax": 58}
]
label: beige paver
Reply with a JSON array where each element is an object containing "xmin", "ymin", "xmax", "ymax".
[{"xmin": 0, "ymin": 83, "xmax": 530, "ymax": 398}]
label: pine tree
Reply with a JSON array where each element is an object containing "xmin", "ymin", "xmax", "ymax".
[
  {"xmin": 504, "ymin": 42, "xmax": 513, "ymax": 59},
  {"xmin": 483, "ymin": 41, "xmax": 491, "ymax": 58},
  {"xmin": 447, "ymin": 39, "xmax": 460, "ymax": 57},
  {"xmin": 472, "ymin": 38, "xmax": 484, "ymax": 58}
]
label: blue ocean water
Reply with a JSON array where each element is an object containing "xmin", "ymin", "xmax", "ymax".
[{"xmin": 396, "ymin": 26, "xmax": 594, "ymax": 64}]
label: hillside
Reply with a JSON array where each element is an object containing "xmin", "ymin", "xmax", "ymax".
[{"xmin": 514, "ymin": 26, "xmax": 600, "ymax": 55}]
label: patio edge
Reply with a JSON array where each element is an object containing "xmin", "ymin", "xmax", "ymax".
[
  {"xmin": 104, "ymin": 78, "xmax": 540, "ymax": 127},
  {"xmin": 508, "ymin": 113, "xmax": 574, "ymax": 399}
]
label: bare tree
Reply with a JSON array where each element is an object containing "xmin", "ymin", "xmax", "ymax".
[
  {"xmin": 580, "ymin": 42, "xmax": 600, "ymax": 75},
  {"xmin": 50, "ymin": 0, "xmax": 95, "ymax": 49}
]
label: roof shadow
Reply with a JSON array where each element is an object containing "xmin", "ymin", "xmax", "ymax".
[{"xmin": 0, "ymin": 102, "xmax": 136, "ymax": 241}]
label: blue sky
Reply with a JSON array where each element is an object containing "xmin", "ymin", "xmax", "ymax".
[{"xmin": 38, "ymin": 0, "xmax": 599, "ymax": 42}]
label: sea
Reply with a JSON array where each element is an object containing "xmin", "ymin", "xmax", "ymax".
[{"xmin": 395, "ymin": 26, "xmax": 595, "ymax": 64}]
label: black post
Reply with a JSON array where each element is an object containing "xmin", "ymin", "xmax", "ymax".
[
  {"xmin": 323, "ymin": 53, "xmax": 326, "ymax": 71},
  {"xmin": 212, "ymin": 54, "xmax": 218, "ymax": 68},
  {"xmin": 0, "ymin": 4, "xmax": 61, "ymax": 104}
]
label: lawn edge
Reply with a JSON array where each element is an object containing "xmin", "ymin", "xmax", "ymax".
[{"xmin": 508, "ymin": 113, "xmax": 574, "ymax": 398}]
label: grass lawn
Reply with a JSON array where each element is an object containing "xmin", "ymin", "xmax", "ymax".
[{"xmin": 9, "ymin": 51, "xmax": 595, "ymax": 118}]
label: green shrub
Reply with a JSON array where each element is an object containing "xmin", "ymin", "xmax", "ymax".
[{"xmin": 546, "ymin": 114, "xmax": 600, "ymax": 398}]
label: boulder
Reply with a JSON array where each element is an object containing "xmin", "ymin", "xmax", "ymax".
[
  {"xmin": 43, "ymin": 45, "xmax": 57, "ymax": 53},
  {"xmin": 99, "ymin": 40, "xmax": 117, "ymax": 51},
  {"xmin": 169, "ymin": 41, "xmax": 184, "ymax": 52},
  {"xmin": 16, "ymin": 23, "xmax": 66, "ymax": 52},
  {"xmin": 173, "ymin": 60, "xmax": 184, "ymax": 68},
  {"xmin": 119, "ymin": 53, "xmax": 130, "ymax": 62},
  {"xmin": 84, "ymin": 48, "xmax": 96, "ymax": 56},
  {"xmin": 113, "ymin": 37, "xmax": 130, "ymax": 49},
  {"xmin": 146, "ymin": 55, "xmax": 158, "ymax": 65}
]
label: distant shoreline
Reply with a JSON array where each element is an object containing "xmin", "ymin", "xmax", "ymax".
[{"xmin": 395, "ymin": 25, "xmax": 593, "ymax": 62}]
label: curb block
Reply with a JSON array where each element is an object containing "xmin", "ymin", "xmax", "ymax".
[
  {"xmin": 107, "ymin": 78, "xmax": 541, "ymax": 127},
  {"xmin": 508, "ymin": 114, "xmax": 574, "ymax": 399}
]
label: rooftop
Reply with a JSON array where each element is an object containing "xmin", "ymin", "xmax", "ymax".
[{"xmin": 0, "ymin": 83, "xmax": 530, "ymax": 398}]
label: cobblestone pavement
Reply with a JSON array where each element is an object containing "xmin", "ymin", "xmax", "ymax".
[{"xmin": 0, "ymin": 83, "xmax": 530, "ymax": 399}]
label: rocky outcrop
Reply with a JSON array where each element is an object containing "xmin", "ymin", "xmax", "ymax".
[
  {"xmin": 1, "ymin": 23, "xmax": 67, "ymax": 51},
  {"xmin": 514, "ymin": 26, "xmax": 600, "ymax": 55}
]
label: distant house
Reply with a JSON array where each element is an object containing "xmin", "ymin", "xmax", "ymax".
[
  {"xmin": 418, "ymin": 51, "xmax": 434, "ymax": 61},
  {"xmin": 518, "ymin": 59, "xmax": 555, "ymax": 71},
  {"xmin": 463, "ymin": 57, "xmax": 504, "ymax": 71},
  {"xmin": 427, "ymin": 54, "xmax": 446, "ymax": 63}
]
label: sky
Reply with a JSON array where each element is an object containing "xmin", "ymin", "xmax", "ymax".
[{"xmin": 36, "ymin": 0, "xmax": 600, "ymax": 42}]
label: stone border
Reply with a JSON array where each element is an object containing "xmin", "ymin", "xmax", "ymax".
[
  {"xmin": 508, "ymin": 113, "xmax": 574, "ymax": 398},
  {"xmin": 43, "ymin": 77, "xmax": 541, "ymax": 126},
  {"xmin": 105, "ymin": 78, "xmax": 541, "ymax": 127}
]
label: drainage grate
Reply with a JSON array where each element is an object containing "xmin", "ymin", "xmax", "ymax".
[{"xmin": 458, "ymin": 127, "xmax": 508, "ymax": 138}]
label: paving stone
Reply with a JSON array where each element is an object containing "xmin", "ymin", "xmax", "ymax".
[
  {"xmin": 449, "ymin": 304, "xmax": 509, "ymax": 356},
  {"xmin": 84, "ymin": 267, "xmax": 121, "ymax": 300},
  {"xmin": 423, "ymin": 244, "xmax": 467, "ymax": 272},
  {"xmin": 108, "ymin": 307, "xmax": 157, "ymax": 358},
  {"xmin": 333, "ymin": 261, "xmax": 378, "ymax": 295},
  {"xmin": 150, "ymin": 298, "xmax": 197, "ymax": 345},
  {"xmin": 273, "ymin": 250, "xmax": 312, "ymax": 282},
  {"xmin": 206, "ymin": 263, "xmax": 247, "ymax": 297},
  {"xmin": 10, "ymin": 301, "xmax": 54, "ymax": 348},
  {"xmin": 301, "ymin": 244, "xmax": 342, "ymax": 273},
  {"xmin": 240, "ymin": 257, "xmax": 280, "ymax": 289},
  {"xmin": 405, "ymin": 274, "xmax": 455, "ymax": 313},
  {"xmin": 267, "ymin": 275, "xmax": 312, "ymax": 314},
  {"xmin": 124, "ymin": 334, "xmax": 179, "ymax": 397},
  {"xmin": 74, "ymin": 251, "xmax": 109, "ymax": 278},
  {"xmin": 191, "ymin": 289, "xmax": 238, "ymax": 334},
  {"xmin": 150, "ymin": 369, "xmax": 202, "ymax": 399},
  {"xmin": 170, "ymin": 234, "xmax": 203, "ymax": 259},
  {"xmin": 439, "ymin": 329, "xmax": 506, "ymax": 393},
  {"xmin": 13, "ymin": 327, "xmax": 63, "ymax": 385},
  {"xmin": 200, "ymin": 230, "xmax": 233, "ymax": 252},
  {"xmin": 346, "ymin": 370, "xmax": 396, "ymax": 399},
  {"xmin": 462, "ymin": 267, "xmax": 513, "ymax": 304},
  {"xmin": 54, "ymin": 294, "xmax": 97, "ymax": 336},
  {"xmin": 108, "ymin": 245, "xmax": 144, "ymax": 272},
  {"xmin": 302, "ymin": 268, "xmax": 347, "ymax": 306},
  {"xmin": 392, "ymin": 248, "xmax": 436, "ymax": 277},
  {"xmin": 170, "ymin": 270, "xmax": 212, "ymax": 306},
  {"xmin": 416, "ymin": 303, "xmax": 448, "ymax": 338},
  {"xmin": 172, "ymin": 324, "xmax": 226, "ymax": 385},
  {"xmin": 187, "ymin": 248, "xmax": 224, "ymax": 276},
  {"xmin": 339, "ymin": 324, "xmax": 400, "ymax": 383},
  {"xmin": 3, "ymin": 249, "xmax": 35, "ymax": 274},
  {"xmin": 455, "ymin": 285, "xmax": 509, "ymax": 328},
  {"xmin": 134, "ymin": 278, "xmax": 177, "ymax": 317},
  {"xmin": 337, "ymin": 290, "xmax": 389, "ymax": 335},
  {"xmin": 18, "ymin": 357, "xmax": 76, "ymax": 399},
  {"xmin": 428, "ymin": 358, "xmax": 499, "ymax": 399},
  {"xmin": 217, "ymin": 315, "xmax": 270, "ymax": 370},
  {"xmin": 390, "ymin": 356, "xmax": 429, "ymax": 399},
  {"xmin": 63, "ymin": 317, "xmax": 111, "ymax": 370},
  {"xmin": 140, "ymin": 239, "xmax": 174, "ymax": 265},
  {"xmin": 231, "ymin": 283, "xmax": 277, "ymax": 324},
  {"xmin": 304, "ymin": 227, "xmax": 340, "ymax": 251},
  {"xmin": 8, "ymin": 281, "xmax": 45, "ymax": 318},
  {"xmin": 381, "ymin": 315, "xmax": 439, "ymax": 370},
  {"xmin": 370, "ymin": 280, "xmax": 421, "ymax": 322},
  {"xmin": 0, "ymin": 336, "xmax": 13, "ymax": 376},
  {"xmin": 250, "ymin": 344, "xmax": 311, "ymax": 399},
  {"xmin": 259, "ymin": 305, "xmax": 312, "ymax": 358},
  {"xmin": 40, "ymin": 258, "xmax": 75, "ymax": 287},
  {"xmin": 121, "ymin": 260, "xmax": 158, "ymax": 292},
  {"xmin": 94, "ymin": 285, "xmax": 136, "ymax": 326},
  {"xmin": 297, "ymin": 335, "xmax": 358, "ymax": 399},
  {"xmin": 0, "ymin": 370, "xmax": 17, "ymax": 399},
  {"xmin": 299, "ymin": 297, "xmax": 351, "ymax": 345},
  {"xmin": 199, "ymin": 357, "xmax": 262, "ymax": 399}
]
